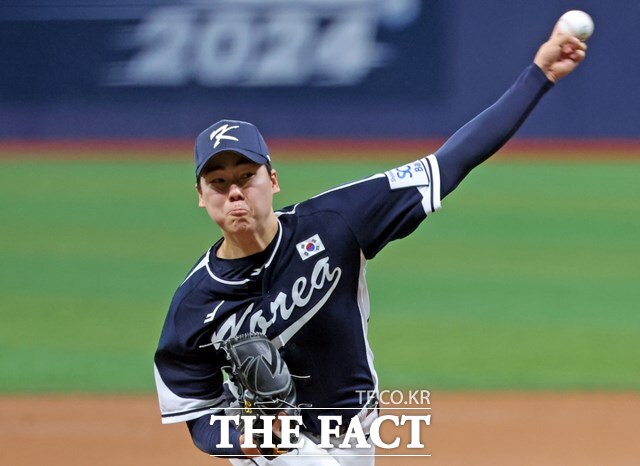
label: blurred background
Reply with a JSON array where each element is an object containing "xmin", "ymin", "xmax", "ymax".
[
  {"xmin": 2, "ymin": 0, "xmax": 639, "ymax": 140},
  {"xmin": 1, "ymin": 1, "xmax": 639, "ymax": 465}
]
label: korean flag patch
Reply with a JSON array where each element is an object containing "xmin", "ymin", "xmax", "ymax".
[{"xmin": 296, "ymin": 234, "xmax": 325, "ymax": 261}]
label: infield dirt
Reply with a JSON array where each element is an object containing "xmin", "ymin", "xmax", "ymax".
[{"xmin": 2, "ymin": 392, "xmax": 639, "ymax": 466}]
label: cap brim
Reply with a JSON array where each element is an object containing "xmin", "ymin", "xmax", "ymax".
[{"xmin": 197, "ymin": 148, "xmax": 268, "ymax": 177}]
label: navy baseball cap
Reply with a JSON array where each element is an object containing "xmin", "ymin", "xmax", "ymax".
[{"xmin": 194, "ymin": 119, "xmax": 271, "ymax": 177}]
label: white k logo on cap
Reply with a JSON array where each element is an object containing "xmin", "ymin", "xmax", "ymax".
[{"xmin": 210, "ymin": 124, "xmax": 240, "ymax": 148}]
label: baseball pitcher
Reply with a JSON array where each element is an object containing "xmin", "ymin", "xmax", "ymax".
[{"xmin": 154, "ymin": 24, "xmax": 587, "ymax": 465}]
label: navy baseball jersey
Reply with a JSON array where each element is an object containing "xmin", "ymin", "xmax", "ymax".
[
  {"xmin": 154, "ymin": 62, "xmax": 556, "ymax": 457},
  {"xmin": 154, "ymin": 155, "xmax": 440, "ymax": 439}
]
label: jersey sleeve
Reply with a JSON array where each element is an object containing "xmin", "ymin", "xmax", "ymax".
[
  {"xmin": 153, "ymin": 283, "xmax": 227, "ymax": 425},
  {"xmin": 306, "ymin": 154, "xmax": 441, "ymax": 259},
  {"xmin": 154, "ymin": 269, "xmax": 248, "ymax": 456},
  {"xmin": 435, "ymin": 63, "xmax": 553, "ymax": 197}
]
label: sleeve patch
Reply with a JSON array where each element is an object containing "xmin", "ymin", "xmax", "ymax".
[{"xmin": 384, "ymin": 159, "xmax": 431, "ymax": 190}]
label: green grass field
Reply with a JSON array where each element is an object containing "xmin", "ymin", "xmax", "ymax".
[{"xmin": 1, "ymin": 155, "xmax": 639, "ymax": 392}]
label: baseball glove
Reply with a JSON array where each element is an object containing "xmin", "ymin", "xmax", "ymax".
[{"xmin": 222, "ymin": 332, "xmax": 298, "ymax": 459}]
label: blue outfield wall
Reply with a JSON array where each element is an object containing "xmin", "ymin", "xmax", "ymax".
[{"xmin": 1, "ymin": 0, "xmax": 639, "ymax": 141}]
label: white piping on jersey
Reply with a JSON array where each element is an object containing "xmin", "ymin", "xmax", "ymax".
[
  {"xmin": 180, "ymin": 256, "xmax": 208, "ymax": 286},
  {"xmin": 276, "ymin": 161, "xmax": 440, "ymax": 219},
  {"xmin": 264, "ymin": 218, "xmax": 283, "ymax": 268},
  {"xmin": 356, "ymin": 251, "xmax": 379, "ymax": 394},
  {"xmin": 419, "ymin": 154, "xmax": 442, "ymax": 213},
  {"xmin": 205, "ymin": 252, "xmax": 251, "ymax": 285},
  {"xmin": 275, "ymin": 174, "xmax": 386, "ymax": 218},
  {"xmin": 275, "ymin": 203, "xmax": 300, "ymax": 216},
  {"xmin": 310, "ymin": 173, "xmax": 386, "ymax": 199},
  {"xmin": 203, "ymin": 218, "xmax": 284, "ymax": 286},
  {"xmin": 154, "ymin": 364, "xmax": 226, "ymax": 424}
]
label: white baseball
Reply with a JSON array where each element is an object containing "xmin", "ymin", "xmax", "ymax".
[{"xmin": 557, "ymin": 10, "xmax": 594, "ymax": 41}]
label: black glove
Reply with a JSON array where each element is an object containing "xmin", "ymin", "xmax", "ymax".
[{"xmin": 222, "ymin": 332, "xmax": 298, "ymax": 459}]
